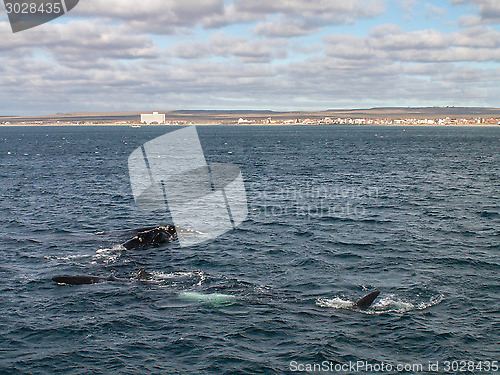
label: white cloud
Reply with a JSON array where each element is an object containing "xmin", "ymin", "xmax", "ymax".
[
  {"xmin": 0, "ymin": 20, "xmax": 159, "ymax": 65},
  {"xmin": 169, "ymin": 33, "xmax": 287, "ymax": 62},
  {"xmin": 233, "ymin": 0, "xmax": 386, "ymax": 21},
  {"xmin": 452, "ymin": 0, "xmax": 500, "ymax": 24},
  {"xmin": 69, "ymin": 0, "xmax": 387, "ymax": 35},
  {"xmin": 1, "ymin": 1, "xmax": 500, "ymax": 113},
  {"xmin": 424, "ymin": 3, "xmax": 446, "ymax": 19},
  {"xmin": 242, "ymin": 0, "xmax": 387, "ymax": 37},
  {"xmin": 73, "ymin": 0, "xmax": 226, "ymax": 33},
  {"xmin": 325, "ymin": 25, "xmax": 500, "ymax": 63},
  {"xmin": 252, "ymin": 18, "xmax": 316, "ymax": 38}
]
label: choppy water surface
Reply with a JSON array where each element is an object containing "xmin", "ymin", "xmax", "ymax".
[{"xmin": 0, "ymin": 125, "xmax": 498, "ymax": 374}]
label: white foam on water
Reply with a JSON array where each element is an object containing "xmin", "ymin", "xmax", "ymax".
[
  {"xmin": 44, "ymin": 254, "xmax": 91, "ymax": 262},
  {"xmin": 141, "ymin": 270, "xmax": 206, "ymax": 287},
  {"xmin": 91, "ymin": 245, "xmax": 126, "ymax": 264},
  {"xmin": 317, "ymin": 294, "xmax": 444, "ymax": 315},
  {"xmin": 316, "ymin": 296, "xmax": 354, "ymax": 309}
]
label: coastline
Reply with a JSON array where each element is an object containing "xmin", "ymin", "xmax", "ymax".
[
  {"xmin": 0, "ymin": 123, "xmax": 500, "ymax": 129},
  {"xmin": 2, "ymin": 107, "xmax": 500, "ymax": 128}
]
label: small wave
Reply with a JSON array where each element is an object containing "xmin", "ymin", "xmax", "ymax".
[
  {"xmin": 316, "ymin": 294, "xmax": 444, "ymax": 315},
  {"xmin": 330, "ymin": 252, "xmax": 363, "ymax": 259},
  {"xmin": 478, "ymin": 211, "xmax": 499, "ymax": 219},
  {"xmin": 294, "ymin": 230, "xmax": 314, "ymax": 237},
  {"xmin": 319, "ymin": 216, "xmax": 385, "ymax": 224},
  {"xmin": 335, "ymin": 240, "xmax": 374, "ymax": 247}
]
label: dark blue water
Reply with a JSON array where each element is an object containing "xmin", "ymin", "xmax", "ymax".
[{"xmin": 0, "ymin": 125, "xmax": 498, "ymax": 374}]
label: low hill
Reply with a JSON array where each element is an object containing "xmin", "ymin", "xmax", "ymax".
[{"xmin": 1, "ymin": 107, "xmax": 499, "ymax": 124}]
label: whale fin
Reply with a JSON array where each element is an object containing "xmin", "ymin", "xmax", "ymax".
[
  {"xmin": 355, "ymin": 291, "xmax": 380, "ymax": 308},
  {"xmin": 136, "ymin": 268, "xmax": 153, "ymax": 280}
]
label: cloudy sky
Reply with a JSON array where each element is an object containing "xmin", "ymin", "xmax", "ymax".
[{"xmin": 1, "ymin": 0, "xmax": 500, "ymax": 115}]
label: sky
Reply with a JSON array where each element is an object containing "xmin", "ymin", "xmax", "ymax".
[{"xmin": 1, "ymin": 0, "xmax": 500, "ymax": 115}]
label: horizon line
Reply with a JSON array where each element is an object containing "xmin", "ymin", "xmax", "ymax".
[{"xmin": 2, "ymin": 106, "xmax": 500, "ymax": 118}]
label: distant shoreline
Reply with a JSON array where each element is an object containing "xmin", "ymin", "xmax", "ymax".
[
  {"xmin": 1, "ymin": 122, "xmax": 498, "ymax": 128},
  {"xmin": 1, "ymin": 107, "xmax": 499, "ymax": 127}
]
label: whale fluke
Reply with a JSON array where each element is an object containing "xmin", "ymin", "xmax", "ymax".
[{"xmin": 355, "ymin": 291, "xmax": 380, "ymax": 308}]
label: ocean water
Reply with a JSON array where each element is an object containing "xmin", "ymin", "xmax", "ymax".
[{"xmin": 0, "ymin": 125, "xmax": 498, "ymax": 374}]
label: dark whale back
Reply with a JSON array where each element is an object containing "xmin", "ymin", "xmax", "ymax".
[
  {"xmin": 52, "ymin": 274, "xmax": 128, "ymax": 285},
  {"xmin": 52, "ymin": 275, "xmax": 109, "ymax": 285},
  {"xmin": 122, "ymin": 225, "xmax": 177, "ymax": 250}
]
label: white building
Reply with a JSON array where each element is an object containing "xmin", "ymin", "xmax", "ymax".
[
  {"xmin": 141, "ymin": 112, "xmax": 165, "ymax": 125},
  {"xmin": 238, "ymin": 118, "xmax": 253, "ymax": 124}
]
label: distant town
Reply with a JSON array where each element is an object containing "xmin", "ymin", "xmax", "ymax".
[
  {"xmin": 235, "ymin": 116, "xmax": 500, "ymax": 126},
  {"xmin": 1, "ymin": 108, "xmax": 500, "ymax": 127}
]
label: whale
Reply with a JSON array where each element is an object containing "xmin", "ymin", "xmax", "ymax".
[
  {"xmin": 355, "ymin": 291, "xmax": 380, "ymax": 309},
  {"xmin": 121, "ymin": 225, "xmax": 177, "ymax": 250},
  {"xmin": 178, "ymin": 291, "xmax": 236, "ymax": 306},
  {"xmin": 52, "ymin": 269, "xmax": 153, "ymax": 285},
  {"xmin": 121, "ymin": 225, "xmax": 205, "ymax": 249},
  {"xmin": 52, "ymin": 275, "xmax": 125, "ymax": 285}
]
